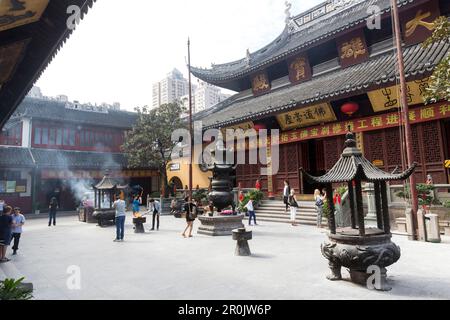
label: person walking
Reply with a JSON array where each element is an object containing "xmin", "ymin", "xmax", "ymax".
[
  {"xmin": 11, "ymin": 207, "xmax": 25, "ymax": 256},
  {"xmin": 314, "ymin": 189, "xmax": 325, "ymax": 228},
  {"xmin": 283, "ymin": 180, "xmax": 291, "ymax": 213},
  {"xmin": 113, "ymin": 194, "xmax": 127, "ymax": 242},
  {"xmin": 182, "ymin": 197, "xmax": 196, "ymax": 238},
  {"xmin": 0, "ymin": 206, "xmax": 13, "ymax": 262},
  {"xmin": 149, "ymin": 198, "xmax": 161, "ymax": 231},
  {"xmin": 288, "ymin": 189, "xmax": 299, "ymax": 226},
  {"xmin": 48, "ymin": 197, "xmax": 58, "ymax": 227},
  {"xmin": 246, "ymin": 197, "xmax": 257, "ymax": 226}
]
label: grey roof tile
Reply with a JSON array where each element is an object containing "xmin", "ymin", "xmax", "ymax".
[
  {"xmin": 196, "ymin": 41, "xmax": 449, "ymax": 129},
  {"xmin": 13, "ymin": 98, "xmax": 137, "ymax": 129}
]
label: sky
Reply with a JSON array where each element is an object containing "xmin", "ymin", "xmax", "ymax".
[{"xmin": 36, "ymin": 0, "xmax": 324, "ymax": 111}]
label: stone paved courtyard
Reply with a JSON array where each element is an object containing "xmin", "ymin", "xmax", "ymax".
[{"xmin": 1, "ymin": 214, "xmax": 450, "ymax": 300}]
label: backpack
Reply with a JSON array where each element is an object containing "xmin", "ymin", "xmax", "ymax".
[{"xmin": 315, "ymin": 197, "xmax": 324, "ymax": 207}]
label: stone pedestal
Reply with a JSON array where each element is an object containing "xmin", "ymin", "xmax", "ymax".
[
  {"xmin": 364, "ymin": 183, "xmax": 377, "ymax": 227},
  {"xmin": 321, "ymin": 228, "xmax": 400, "ymax": 291},
  {"xmin": 425, "ymin": 213, "xmax": 441, "ymax": 243},
  {"xmin": 232, "ymin": 228, "xmax": 252, "ymax": 256},
  {"xmin": 133, "ymin": 217, "xmax": 146, "ymax": 233},
  {"xmin": 198, "ymin": 214, "xmax": 244, "ymax": 236}
]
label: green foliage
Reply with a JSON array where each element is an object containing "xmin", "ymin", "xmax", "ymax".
[
  {"xmin": 0, "ymin": 278, "xmax": 33, "ymax": 300},
  {"xmin": 336, "ymin": 185, "xmax": 347, "ymax": 197},
  {"xmin": 193, "ymin": 189, "xmax": 208, "ymax": 205},
  {"xmin": 422, "ymin": 16, "xmax": 450, "ymax": 102},
  {"xmin": 443, "ymin": 200, "xmax": 450, "ymax": 209},
  {"xmin": 323, "ymin": 201, "xmax": 330, "ymax": 219},
  {"xmin": 396, "ymin": 184, "xmax": 440, "ymax": 209},
  {"xmin": 238, "ymin": 189, "xmax": 264, "ymax": 212},
  {"xmin": 122, "ymin": 103, "xmax": 187, "ymax": 192}
]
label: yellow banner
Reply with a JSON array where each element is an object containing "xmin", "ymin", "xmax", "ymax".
[
  {"xmin": 368, "ymin": 78, "xmax": 430, "ymax": 112},
  {"xmin": 0, "ymin": 0, "xmax": 50, "ymax": 32},
  {"xmin": 276, "ymin": 103, "xmax": 337, "ymax": 130},
  {"xmin": 221, "ymin": 121, "xmax": 254, "ymax": 134}
]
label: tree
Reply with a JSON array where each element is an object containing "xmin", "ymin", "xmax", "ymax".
[
  {"xmin": 422, "ymin": 16, "xmax": 450, "ymax": 102},
  {"xmin": 123, "ymin": 103, "xmax": 187, "ymax": 196}
]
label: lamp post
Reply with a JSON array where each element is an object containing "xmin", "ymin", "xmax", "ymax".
[{"xmin": 391, "ymin": 0, "xmax": 420, "ymax": 241}]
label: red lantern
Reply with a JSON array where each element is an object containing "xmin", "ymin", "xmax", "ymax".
[
  {"xmin": 253, "ymin": 123, "xmax": 267, "ymax": 133},
  {"xmin": 341, "ymin": 102, "xmax": 359, "ymax": 116}
]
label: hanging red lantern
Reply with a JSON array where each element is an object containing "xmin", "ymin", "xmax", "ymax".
[
  {"xmin": 341, "ymin": 102, "xmax": 359, "ymax": 116},
  {"xmin": 253, "ymin": 123, "xmax": 267, "ymax": 133}
]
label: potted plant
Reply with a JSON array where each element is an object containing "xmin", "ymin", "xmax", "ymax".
[
  {"xmin": 396, "ymin": 184, "xmax": 440, "ymax": 214},
  {"xmin": 0, "ymin": 278, "xmax": 33, "ymax": 300}
]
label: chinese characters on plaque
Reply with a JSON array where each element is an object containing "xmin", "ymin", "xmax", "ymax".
[
  {"xmin": 288, "ymin": 55, "xmax": 312, "ymax": 84},
  {"xmin": 336, "ymin": 30, "xmax": 369, "ymax": 68},
  {"xmin": 367, "ymin": 78, "xmax": 430, "ymax": 112},
  {"xmin": 0, "ymin": 0, "xmax": 49, "ymax": 32},
  {"xmin": 222, "ymin": 122, "xmax": 254, "ymax": 135},
  {"xmin": 251, "ymin": 72, "xmax": 271, "ymax": 96},
  {"xmin": 276, "ymin": 103, "xmax": 337, "ymax": 130},
  {"xmin": 402, "ymin": 0, "xmax": 440, "ymax": 46}
]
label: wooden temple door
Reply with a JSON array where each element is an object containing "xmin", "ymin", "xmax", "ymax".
[{"xmin": 274, "ymin": 142, "xmax": 310, "ymax": 195}]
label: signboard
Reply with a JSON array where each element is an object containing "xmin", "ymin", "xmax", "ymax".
[
  {"xmin": 0, "ymin": 0, "xmax": 50, "ymax": 32},
  {"xmin": 222, "ymin": 121, "xmax": 254, "ymax": 134},
  {"xmin": 277, "ymin": 102, "xmax": 450, "ymax": 145},
  {"xmin": 336, "ymin": 30, "xmax": 369, "ymax": 68},
  {"xmin": 6, "ymin": 181, "xmax": 16, "ymax": 193},
  {"xmin": 368, "ymin": 78, "xmax": 430, "ymax": 112},
  {"xmin": 401, "ymin": 0, "xmax": 440, "ymax": 46},
  {"xmin": 276, "ymin": 103, "xmax": 337, "ymax": 130},
  {"xmin": 373, "ymin": 160, "xmax": 385, "ymax": 167},
  {"xmin": 170, "ymin": 163, "xmax": 181, "ymax": 172},
  {"xmin": 288, "ymin": 54, "xmax": 312, "ymax": 84},
  {"xmin": 251, "ymin": 72, "xmax": 271, "ymax": 96},
  {"xmin": 445, "ymin": 160, "xmax": 450, "ymax": 169}
]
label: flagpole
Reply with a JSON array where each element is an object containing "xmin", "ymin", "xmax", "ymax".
[
  {"xmin": 391, "ymin": 0, "xmax": 419, "ymax": 240},
  {"xmin": 188, "ymin": 38, "xmax": 193, "ymax": 200}
]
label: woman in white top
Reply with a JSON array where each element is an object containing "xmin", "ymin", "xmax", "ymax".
[
  {"xmin": 288, "ymin": 189, "xmax": 299, "ymax": 226},
  {"xmin": 246, "ymin": 198, "xmax": 257, "ymax": 226}
]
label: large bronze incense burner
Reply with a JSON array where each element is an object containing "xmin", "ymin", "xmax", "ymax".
[{"xmin": 301, "ymin": 130, "xmax": 416, "ymax": 290}]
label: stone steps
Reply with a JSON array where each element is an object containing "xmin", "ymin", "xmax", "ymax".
[{"xmin": 254, "ymin": 200, "xmax": 321, "ymax": 226}]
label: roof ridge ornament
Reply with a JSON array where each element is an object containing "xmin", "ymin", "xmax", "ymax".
[
  {"xmin": 285, "ymin": 1, "xmax": 292, "ymax": 25},
  {"xmin": 246, "ymin": 49, "xmax": 251, "ymax": 66}
]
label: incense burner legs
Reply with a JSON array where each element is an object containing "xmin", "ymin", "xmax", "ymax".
[{"xmin": 321, "ymin": 231, "xmax": 401, "ymax": 291}]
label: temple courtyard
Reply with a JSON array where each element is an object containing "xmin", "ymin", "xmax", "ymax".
[{"xmin": 1, "ymin": 214, "xmax": 450, "ymax": 300}]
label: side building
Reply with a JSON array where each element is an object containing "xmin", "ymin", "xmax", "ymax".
[{"xmin": 0, "ymin": 97, "xmax": 159, "ymax": 214}]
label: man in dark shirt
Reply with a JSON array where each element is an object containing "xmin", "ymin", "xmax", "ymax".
[{"xmin": 0, "ymin": 206, "xmax": 13, "ymax": 262}]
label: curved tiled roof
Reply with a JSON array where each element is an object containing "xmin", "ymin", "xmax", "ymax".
[
  {"xmin": 195, "ymin": 40, "xmax": 450, "ymax": 129},
  {"xmin": 0, "ymin": 0, "xmax": 97, "ymax": 128},
  {"xmin": 0, "ymin": 147, "xmax": 34, "ymax": 167},
  {"xmin": 191, "ymin": 0, "xmax": 421, "ymax": 83},
  {"xmin": 13, "ymin": 98, "xmax": 137, "ymax": 129}
]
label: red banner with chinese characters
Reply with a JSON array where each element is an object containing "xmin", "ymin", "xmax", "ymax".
[{"xmin": 277, "ymin": 103, "xmax": 450, "ymax": 145}]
